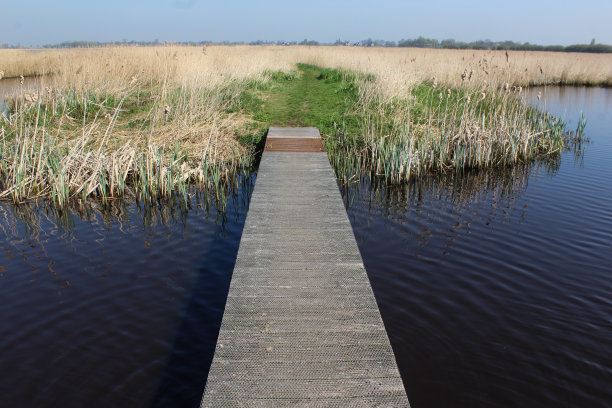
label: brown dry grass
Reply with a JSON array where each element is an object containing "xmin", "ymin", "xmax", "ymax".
[
  {"xmin": 2, "ymin": 46, "xmax": 610, "ymax": 123},
  {"xmin": 2, "ymin": 45, "xmax": 610, "ymax": 92},
  {"xmin": 1, "ymin": 46, "xmax": 289, "ymax": 162},
  {"xmin": 0, "ymin": 45, "xmax": 609, "ymax": 205}
]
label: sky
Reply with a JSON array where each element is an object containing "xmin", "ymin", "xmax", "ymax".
[{"xmin": 1, "ymin": 0, "xmax": 611, "ymax": 47}]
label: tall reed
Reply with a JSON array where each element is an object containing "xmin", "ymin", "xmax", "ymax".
[
  {"xmin": 0, "ymin": 75, "xmax": 255, "ymax": 207},
  {"xmin": 326, "ymin": 76, "xmax": 575, "ymax": 185},
  {"xmin": 1, "ymin": 45, "xmax": 604, "ymax": 206}
]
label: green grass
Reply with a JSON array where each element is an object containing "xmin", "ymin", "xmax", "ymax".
[
  {"xmin": 236, "ymin": 64, "xmax": 577, "ymax": 186},
  {"xmin": 242, "ymin": 64, "xmax": 362, "ymax": 137}
]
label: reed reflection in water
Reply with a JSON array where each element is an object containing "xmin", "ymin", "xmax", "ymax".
[
  {"xmin": 343, "ymin": 87, "xmax": 612, "ymax": 408},
  {"xmin": 0, "ymin": 174, "xmax": 255, "ymax": 408}
]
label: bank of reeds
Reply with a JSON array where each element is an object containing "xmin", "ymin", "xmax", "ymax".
[
  {"xmin": 2, "ymin": 45, "xmax": 611, "ymax": 93},
  {"xmin": 0, "ymin": 75, "xmax": 256, "ymax": 207},
  {"xmin": 1, "ymin": 46, "xmax": 311, "ymax": 207},
  {"xmin": 325, "ymin": 75, "xmax": 576, "ymax": 184},
  {"xmin": 1, "ymin": 46, "xmax": 607, "ymax": 207}
]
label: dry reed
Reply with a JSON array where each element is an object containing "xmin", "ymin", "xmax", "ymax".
[
  {"xmin": 2, "ymin": 45, "xmax": 610, "ymax": 92},
  {"xmin": 1, "ymin": 45, "xmax": 608, "ymax": 205}
]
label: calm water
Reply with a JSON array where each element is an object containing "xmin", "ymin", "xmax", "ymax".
[
  {"xmin": 1, "ymin": 87, "xmax": 610, "ymax": 408},
  {"xmin": 0, "ymin": 178, "xmax": 255, "ymax": 408},
  {"xmin": 0, "ymin": 76, "xmax": 44, "ymax": 115},
  {"xmin": 344, "ymin": 87, "xmax": 612, "ymax": 407}
]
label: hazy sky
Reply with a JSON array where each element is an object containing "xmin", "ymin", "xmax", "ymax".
[{"xmin": 2, "ymin": 0, "xmax": 611, "ymax": 46}]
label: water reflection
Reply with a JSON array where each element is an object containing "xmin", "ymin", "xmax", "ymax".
[
  {"xmin": 526, "ymin": 86, "xmax": 612, "ymax": 118},
  {"xmin": 0, "ymin": 174, "xmax": 254, "ymax": 245},
  {"xmin": 0, "ymin": 76, "xmax": 46, "ymax": 115},
  {"xmin": 0, "ymin": 174, "xmax": 255, "ymax": 408},
  {"xmin": 341, "ymin": 159, "xmax": 559, "ymax": 228},
  {"xmin": 344, "ymin": 87, "xmax": 612, "ymax": 408}
]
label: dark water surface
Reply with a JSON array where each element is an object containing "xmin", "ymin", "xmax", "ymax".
[
  {"xmin": 0, "ymin": 177, "xmax": 255, "ymax": 408},
  {"xmin": 1, "ymin": 87, "xmax": 611, "ymax": 408},
  {"xmin": 344, "ymin": 87, "xmax": 612, "ymax": 407}
]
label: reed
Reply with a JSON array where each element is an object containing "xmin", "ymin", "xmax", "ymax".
[
  {"xmin": 2, "ymin": 45, "xmax": 610, "ymax": 93},
  {"xmin": 0, "ymin": 46, "xmax": 305, "ymax": 207},
  {"xmin": 1, "ymin": 45, "xmax": 607, "ymax": 207},
  {"xmin": 324, "ymin": 71, "xmax": 577, "ymax": 184},
  {"xmin": 0, "ymin": 76, "xmax": 255, "ymax": 206}
]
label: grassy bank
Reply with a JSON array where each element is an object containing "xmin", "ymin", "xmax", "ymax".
[
  {"xmin": 241, "ymin": 64, "xmax": 580, "ymax": 184},
  {"xmin": 0, "ymin": 46, "xmax": 599, "ymax": 208},
  {"xmin": 0, "ymin": 73, "xmax": 259, "ymax": 207},
  {"xmin": 241, "ymin": 64, "xmax": 363, "ymax": 135}
]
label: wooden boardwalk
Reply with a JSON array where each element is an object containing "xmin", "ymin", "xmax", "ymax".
[{"xmin": 201, "ymin": 128, "xmax": 409, "ymax": 407}]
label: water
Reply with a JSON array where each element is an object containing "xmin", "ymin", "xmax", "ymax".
[
  {"xmin": 0, "ymin": 76, "xmax": 43, "ymax": 115},
  {"xmin": 343, "ymin": 87, "xmax": 612, "ymax": 407},
  {"xmin": 1, "ymin": 87, "xmax": 610, "ymax": 408},
  {"xmin": 0, "ymin": 177, "xmax": 255, "ymax": 408}
]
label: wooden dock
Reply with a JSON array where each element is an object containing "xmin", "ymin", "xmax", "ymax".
[{"xmin": 201, "ymin": 127, "xmax": 409, "ymax": 407}]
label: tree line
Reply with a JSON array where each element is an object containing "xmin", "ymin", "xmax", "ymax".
[
  {"xmin": 352, "ymin": 37, "xmax": 612, "ymax": 53},
  {"xmin": 2, "ymin": 37, "xmax": 610, "ymax": 54}
]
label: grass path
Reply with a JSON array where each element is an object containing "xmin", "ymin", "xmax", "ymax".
[{"xmin": 247, "ymin": 64, "xmax": 360, "ymax": 137}]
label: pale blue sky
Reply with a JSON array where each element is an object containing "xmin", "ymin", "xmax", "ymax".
[{"xmin": 2, "ymin": 0, "xmax": 611, "ymax": 46}]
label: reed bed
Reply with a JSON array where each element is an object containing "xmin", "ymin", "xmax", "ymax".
[
  {"xmin": 0, "ymin": 75, "xmax": 255, "ymax": 206},
  {"xmin": 0, "ymin": 112, "xmax": 253, "ymax": 207},
  {"xmin": 326, "ymin": 79, "xmax": 580, "ymax": 184},
  {"xmin": 1, "ymin": 45, "xmax": 608, "ymax": 206},
  {"xmin": 0, "ymin": 46, "xmax": 311, "ymax": 206},
  {"xmin": 2, "ymin": 45, "xmax": 610, "ymax": 94}
]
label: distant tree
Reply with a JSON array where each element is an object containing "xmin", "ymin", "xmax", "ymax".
[
  {"xmin": 590, "ymin": 38, "xmax": 596, "ymax": 45},
  {"xmin": 361, "ymin": 38, "xmax": 374, "ymax": 47},
  {"xmin": 299, "ymin": 38, "xmax": 319, "ymax": 45},
  {"xmin": 566, "ymin": 43, "xmax": 612, "ymax": 53},
  {"xmin": 441, "ymin": 39, "xmax": 456, "ymax": 48},
  {"xmin": 398, "ymin": 36, "xmax": 439, "ymax": 48},
  {"xmin": 361, "ymin": 38, "xmax": 389, "ymax": 47}
]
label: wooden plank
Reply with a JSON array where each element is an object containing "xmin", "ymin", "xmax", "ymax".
[
  {"xmin": 264, "ymin": 137, "xmax": 324, "ymax": 152},
  {"xmin": 201, "ymin": 128, "xmax": 410, "ymax": 407},
  {"xmin": 267, "ymin": 126, "xmax": 321, "ymax": 138}
]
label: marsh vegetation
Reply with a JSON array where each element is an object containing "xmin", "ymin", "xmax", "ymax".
[
  {"xmin": 1, "ymin": 45, "xmax": 608, "ymax": 208},
  {"xmin": 1, "ymin": 45, "xmax": 611, "ymax": 408}
]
